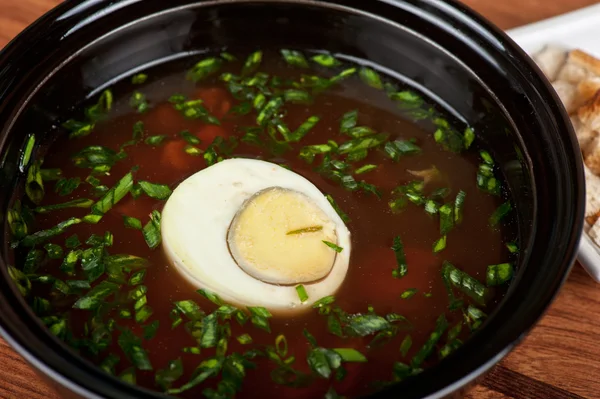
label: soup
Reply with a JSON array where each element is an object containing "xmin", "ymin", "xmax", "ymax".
[{"xmin": 6, "ymin": 49, "xmax": 517, "ymax": 398}]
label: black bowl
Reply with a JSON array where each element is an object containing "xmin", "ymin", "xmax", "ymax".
[{"xmin": 0, "ymin": 0, "xmax": 584, "ymax": 398}]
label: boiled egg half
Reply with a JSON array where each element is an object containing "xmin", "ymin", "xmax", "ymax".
[{"xmin": 161, "ymin": 158, "xmax": 351, "ymax": 313}]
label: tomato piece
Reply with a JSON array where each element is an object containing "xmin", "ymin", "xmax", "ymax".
[
  {"xmin": 196, "ymin": 125, "xmax": 228, "ymax": 148},
  {"xmin": 196, "ymin": 87, "xmax": 231, "ymax": 118},
  {"xmin": 161, "ymin": 140, "xmax": 190, "ymax": 171}
]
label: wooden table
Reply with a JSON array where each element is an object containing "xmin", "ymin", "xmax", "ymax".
[{"xmin": 1, "ymin": 0, "xmax": 600, "ymax": 398}]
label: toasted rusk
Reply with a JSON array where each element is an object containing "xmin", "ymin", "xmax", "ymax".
[
  {"xmin": 578, "ymin": 77, "xmax": 600, "ymax": 102},
  {"xmin": 552, "ymin": 80, "xmax": 579, "ymax": 113},
  {"xmin": 571, "ymin": 115, "xmax": 598, "ymax": 151},
  {"xmin": 585, "ymin": 164, "xmax": 600, "ymax": 217},
  {"xmin": 533, "ymin": 45, "xmax": 567, "ymax": 81},
  {"xmin": 578, "ymin": 91, "xmax": 600, "ymax": 132}
]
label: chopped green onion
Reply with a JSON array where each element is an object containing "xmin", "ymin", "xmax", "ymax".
[
  {"xmin": 247, "ymin": 306, "xmax": 272, "ymax": 333},
  {"xmin": 464, "ymin": 127, "xmax": 475, "ymax": 149},
  {"xmin": 35, "ymin": 198, "xmax": 94, "ymax": 213},
  {"xmin": 287, "ymin": 226, "xmax": 323, "ymax": 235},
  {"xmin": 506, "ymin": 242, "xmax": 519, "ymax": 253},
  {"xmin": 44, "ymin": 243, "xmax": 63, "ymax": 260},
  {"xmin": 73, "ymin": 280, "xmax": 120, "ymax": 310},
  {"xmin": 187, "ymin": 57, "xmax": 222, "ymax": 82},
  {"xmin": 295, "ymin": 285, "xmax": 309, "ymax": 302},
  {"xmin": 20, "ymin": 217, "xmax": 82, "ymax": 247},
  {"xmin": 322, "ymin": 241, "xmax": 343, "ymax": 253},
  {"xmin": 454, "ymin": 190, "xmax": 466, "ymax": 224},
  {"xmin": 91, "ymin": 172, "xmax": 133, "ymax": 215},
  {"xmin": 400, "ymin": 335, "xmax": 412, "ymax": 357},
  {"xmin": 442, "ymin": 261, "xmax": 489, "ymax": 306},
  {"xmin": 486, "ymin": 263, "xmax": 514, "ymax": 286},
  {"xmin": 179, "ymin": 130, "xmax": 200, "ymax": 145},
  {"xmin": 20, "ymin": 134, "xmax": 35, "ymax": 171},
  {"xmin": 237, "ymin": 334, "xmax": 253, "ymax": 345},
  {"xmin": 489, "ymin": 201, "xmax": 512, "ymax": 227},
  {"xmin": 432, "ymin": 236, "xmax": 447, "ymax": 253},
  {"xmin": 281, "ymin": 49, "xmax": 309, "ymax": 68},
  {"xmin": 283, "ymin": 89, "xmax": 312, "ymax": 104},
  {"xmin": 439, "ymin": 204, "xmax": 454, "ymax": 235},
  {"xmin": 359, "ymin": 67, "xmax": 384, "ymax": 89},
  {"xmin": 312, "ymin": 54, "xmax": 341, "ymax": 68},
  {"xmin": 40, "ymin": 168, "xmax": 62, "ymax": 181},
  {"xmin": 242, "ymin": 51, "xmax": 263, "ymax": 76},
  {"xmin": 391, "ymin": 236, "xmax": 407, "ymax": 279},
  {"xmin": 145, "ymin": 135, "xmax": 168, "ymax": 146},
  {"xmin": 400, "ymin": 288, "xmax": 417, "ymax": 299},
  {"xmin": 354, "ymin": 164, "xmax": 377, "ymax": 174},
  {"xmin": 55, "ymin": 177, "xmax": 81, "ymax": 196},
  {"xmin": 131, "ymin": 73, "xmax": 148, "ymax": 84},
  {"xmin": 340, "ymin": 110, "xmax": 358, "ymax": 133},
  {"xmin": 130, "ymin": 91, "xmax": 149, "ymax": 113},
  {"xmin": 123, "ymin": 216, "xmax": 142, "ymax": 230},
  {"xmin": 333, "ymin": 348, "xmax": 367, "ymax": 363},
  {"xmin": 25, "ymin": 160, "xmax": 44, "ymax": 205},
  {"xmin": 411, "ymin": 314, "xmax": 448, "ymax": 367},
  {"xmin": 142, "ymin": 210, "xmax": 161, "ymax": 249},
  {"xmin": 138, "ymin": 181, "xmax": 172, "ymax": 200},
  {"xmin": 118, "ymin": 328, "xmax": 153, "ymax": 371}
]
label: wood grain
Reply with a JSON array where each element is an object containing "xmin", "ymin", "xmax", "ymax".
[{"xmin": 1, "ymin": 0, "xmax": 600, "ymax": 398}]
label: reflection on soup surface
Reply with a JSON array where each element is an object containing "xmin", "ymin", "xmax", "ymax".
[{"xmin": 6, "ymin": 49, "xmax": 518, "ymax": 398}]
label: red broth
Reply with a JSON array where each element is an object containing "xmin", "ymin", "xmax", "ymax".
[{"xmin": 8, "ymin": 51, "xmax": 516, "ymax": 398}]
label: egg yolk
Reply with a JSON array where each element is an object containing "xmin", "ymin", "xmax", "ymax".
[{"xmin": 227, "ymin": 187, "xmax": 338, "ymax": 285}]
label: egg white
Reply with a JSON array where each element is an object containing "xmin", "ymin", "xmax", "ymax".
[{"xmin": 161, "ymin": 158, "xmax": 351, "ymax": 313}]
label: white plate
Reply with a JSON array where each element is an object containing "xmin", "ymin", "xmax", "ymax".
[{"xmin": 507, "ymin": 4, "xmax": 600, "ymax": 282}]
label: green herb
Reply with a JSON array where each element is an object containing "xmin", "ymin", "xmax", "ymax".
[
  {"xmin": 142, "ymin": 210, "xmax": 161, "ymax": 249},
  {"xmin": 20, "ymin": 217, "xmax": 82, "ymax": 247},
  {"xmin": 295, "ymin": 285, "xmax": 309, "ymax": 302},
  {"xmin": 138, "ymin": 181, "xmax": 172, "ymax": 200},
  {"xmin": 299, "ymin": 143, "xmax": 333, "ymax": 163},
  {"xmin": 312, "ymin": 295, "xmax": 335, "ymax": 310},
  {"xmin": 135, "ymin": 305, "xmax": 154, "ymax": 323},
  {"xmin": 72, "ymin": 146, "xmax": 117, "ymax": 170},
  {"xmin": 442, "ymin": 261, "xmax": 489, "ymax": 306},
  {"xmin": 118, "ymin": 328, "xmax": 152, "ymax": 371},
  {"xmin": 425, "ymin": 200, "xmax": 439, "ymax": 215},
  {"xmin": 23, "ymin": 249, "xmax": 44, "ymax": 274},
  {"xmin": 454, "ymin": 190, "xmax": 466, "ymax": 224},
  {"xmin": 73, "ymin": 280, "xmax": 119, "ymax": 309},
  {"xmin": 433, "ymin": 119, "xmax": 466, "ymax": 153},
  {"xmin": 179, "ymin": 130, "xmax": 201, "ymax": 145},
  {"xmin": 328, "ymin": 67, "xmax": 357, "ymax": 87},
  {"xmin": 35, "ymin": 198, "xmax": 93, "ymax": 213},
  {"xmin": 411, "ymin": 314, "xmax": 448, "ymax": 367},
  {"xmin": 187, "ymin": 57, "xmax": 223, "ymax": 82},
  {"xmin": 25, "ymin": 160, "xmax": 44, "ymax": 205},
  {"xmin": 90, "ymin": 172, "xmax": 133, "ymax": 215},
  {"xmin": 307, "ymin": 347, "xmax": 342, "ymax": 379},
  {"xmin": 242, "ymin": 51, "xmax": 263, "ymax": 76},
  {"xmin": 391, "ymin": 236, "xmax": 408, "ymax": 279},
  {"xmin": 20, "ymin": 134, "xmax": 35, "ymax": 171},
  {"xmin": 287, "ymin": 226, "xmax": 323, "ymax": 235},
  {"xmin": 432, "ymin": 236, "xmax": 447, "ymax": 253},
  {"xmin": 281, "ymin": 49, "xmax": 309, "ymax": 68},
  {"xmin": 489, "ymin": 201, "xmax": 512, "ymax": 227},
  {"xmin": 359, "ymin": 67, "xmax": 384, "ymax": 89},
  {"xmin": 54, "ymin": 177, "xmax": 81, "ymax": 196},
  {"xmin": 145, "ymin": 135, "xmax": 168, "ymax": 146},
  {"xmin": 174, "ymin": 300, "xmax": 204, "ymax": 321},
  {"xmin": 131, "ymin": 73, "xmax": 148, "ymax": 84},
  {"xmin": 130, "ymin": 91, "xmax": 149, "ymax": 113},
  {"xmin": 289, "ymin": 116, "xmax": 320, "ymax": 142},
  {"xmin": 312, "ymin": 54, "xmax": 341, "ymax": 68},
  {"xmin": 248, "ymin": 306, "xmax": 272, "ymax": 332},
  {"xmin": 476, "ymin": 151, "xmax": 501, "ymax": 196},
  {"xmin": 275, "ymin": 334, "xmax": 288, "ymax": 358},
  {"xmin": 197, "ymin": 288, "xmax": 224, "ymax": 306},
  {"xmin": 506, "ymin": 242, "xmax": 519, "ymax": 253},
  {"xmin": 400, "ymin": 288, "xmax": 418, "ymax": 299},
  {"xmin": 123, "ymin": 216, "xmax": 142, "ymax": 230},
  {"xmin": 257, "ymin": 97, "xmax": 284, "ymax": 126},
  {"xmin": 83, "ymin": 214, "xmax": 102, "ymax": 224},
  {"xmin": 323, "ymin": 241, "xmax": 343, "ymax": 253},
  {"xmin": 486, "ymin": 263, "xmax": 514, "ymax": 286},
  {"xmin": 400, "ymin": 335, "xmax": 412, "ymax": 357},
  {"xmin": 40, "ymin": 168, "xmax": 62, "ymax": 181}
]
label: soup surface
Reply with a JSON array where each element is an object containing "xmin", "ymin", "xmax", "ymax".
[{"xmin": 6, "ymin": 49, "xmax": 518, "ymax": 398}]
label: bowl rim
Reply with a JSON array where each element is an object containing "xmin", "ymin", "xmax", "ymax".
[{"xmin": 0, "ymin": 0, "xmax": 585, "ymax": 398}]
